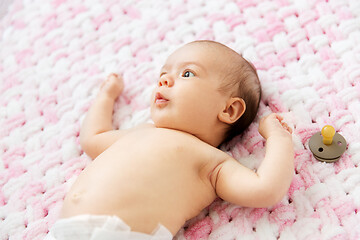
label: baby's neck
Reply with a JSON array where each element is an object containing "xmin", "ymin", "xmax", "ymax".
[
  {"xmin": 187, "ymin": 128, "xmax": 226, "ymax": 148},
  {"xmin": 154, "ymin": 122, "xmax": 227, "ymax": 148}
]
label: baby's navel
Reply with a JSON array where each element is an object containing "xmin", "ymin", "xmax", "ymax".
[{"xmin": 70, "ymin": 191, "xmax": 83, "ymax": 203}]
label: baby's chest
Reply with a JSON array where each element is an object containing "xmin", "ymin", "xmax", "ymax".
[
  {"xmin": 101, "ymin": 129, "xmax": 224, "ymax": 182},
  {"xmin": 109, "ymin": 130, "xmax": 210, "ymax": 166}
]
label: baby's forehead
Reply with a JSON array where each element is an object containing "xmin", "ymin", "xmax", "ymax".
[
  {"xmin": 193, "ymin": 42, "xmax": 245, "ymax": 67},
  {"xmin": 164, "ymin": 42, "xmax": 243, "ymax": 71}
]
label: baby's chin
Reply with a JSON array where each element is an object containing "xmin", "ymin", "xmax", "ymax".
[
  {"xmin": 150, "ymin": 109, "xmax": 170, "ymax": 128},
  {"xmin": 151, "ymin": 117, "xmax": 180, "ymax": 132},
  {"xmin": 151, "ymin": 120, "xmax": 171, "ymax": 129}
]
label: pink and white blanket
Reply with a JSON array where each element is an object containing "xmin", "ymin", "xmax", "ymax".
[{"xmin": 1, "ymin": 0, "xmax": 359, "ymax": 239}]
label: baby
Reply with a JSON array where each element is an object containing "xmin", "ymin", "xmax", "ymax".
[{"xmin": 46, "ymin": 40, "xmax": 294, "ymax": 240}]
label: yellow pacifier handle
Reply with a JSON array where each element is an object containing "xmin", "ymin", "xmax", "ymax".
[{"xmin": 321, "ymin": 125, "xmax": 335, "ymax": 145}]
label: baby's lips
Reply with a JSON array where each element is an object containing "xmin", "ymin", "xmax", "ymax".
[
  {"xmin": 155, "ymin": 92, "xmax": 168, "ymax": 101},
  {"xmin": 154, "ymin": 92, "xmax": 170, "ymax": 108}
]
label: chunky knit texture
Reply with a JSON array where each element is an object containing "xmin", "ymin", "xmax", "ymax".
[{"xmin": 1, "ymin": 0, "xmax": 360, "ymax": 239}]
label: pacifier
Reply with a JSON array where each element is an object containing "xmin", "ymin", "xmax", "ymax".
[{"xmin": 309, "ymin": 125, "xmax": 347, "ymax": 163}]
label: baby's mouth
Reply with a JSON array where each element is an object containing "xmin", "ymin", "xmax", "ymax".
[{"xmin": 155, "ymin": 92, "xmax": 169, "ymax": 105}]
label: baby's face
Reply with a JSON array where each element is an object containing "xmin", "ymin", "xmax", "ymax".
[{"xmin": 150, "ymin": 43, "xmax": 230, "ymax": 136}]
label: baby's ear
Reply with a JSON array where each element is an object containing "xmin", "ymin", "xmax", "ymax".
[{"xmin": 218, "ymin": 97, "xmax": 246, "ymax": 124}]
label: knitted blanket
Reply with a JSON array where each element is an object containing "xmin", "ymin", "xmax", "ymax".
[{"xmin": 1, "ymin": 0, "xmax": 359, "ymax": 239}]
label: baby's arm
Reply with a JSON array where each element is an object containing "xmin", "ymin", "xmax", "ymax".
[
  {"xmin": 212, "ymin": 113, "xmax": 294, "ymax": 207},
  {"xmin": 80, "ymin": 74, "xmax": 125, "ymax": 159}
]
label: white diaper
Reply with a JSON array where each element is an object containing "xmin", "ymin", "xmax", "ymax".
[{"xmin": 45, "ymin": 215, "xmax": 173, "ymax": 240}]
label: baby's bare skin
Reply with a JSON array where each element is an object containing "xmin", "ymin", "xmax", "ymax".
[
  {"xmin": 61, "ymin": 126, "xmax": 228, "ymax": 235},
  {"xmin": 60, "ymin": 42, "xmax": 294, "ymax": 236}
]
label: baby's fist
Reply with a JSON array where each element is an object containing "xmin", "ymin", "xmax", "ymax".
[
  {"xmin": 99, "ymin": 73, "xmax": 124, "ymax": 99},
  {"xmin": 258, "ymin": 113, "xmax": 292, "ymax": 140}
]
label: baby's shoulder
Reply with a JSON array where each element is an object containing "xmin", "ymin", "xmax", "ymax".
[{"xmin": 196, "ymin": 143, "xmax": 231, "ymax": 174}]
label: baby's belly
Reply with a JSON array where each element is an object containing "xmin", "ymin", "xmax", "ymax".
[{"xmin": 60, "ymin": 139, "xmax": 216, "ymax": 235}]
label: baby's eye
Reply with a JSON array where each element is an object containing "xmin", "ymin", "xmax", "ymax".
[{"xmin": 182, "ymin": 71, "xmax": 195, "ymax": 78}]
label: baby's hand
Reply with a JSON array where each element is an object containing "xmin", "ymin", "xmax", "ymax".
[
  {"xmin": 258, "ymin": 113, "xmax": 292, "ymax": 140},
  {"xmin": 99, "ymin": 73, "xmax": 124, "ymax": 99}
]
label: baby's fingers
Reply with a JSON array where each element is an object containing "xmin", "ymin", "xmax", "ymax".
[
  {"xmin": 100, "ymin": 74, "xmax": 117, "ymax": 89},
  {"xmin": 281, "ymin": 121, "xmax": 293, "ymax": 134},
  {"xmin": 99, "ymin": 73, "xmax": 124, "ymax": 99},
  {"xmin": 107, "ymin": 73, "xmax": 119, "ymax": 81},
  {"xmin": 276, "ymin": 115, "xmax": 284, "ymax": 122}
]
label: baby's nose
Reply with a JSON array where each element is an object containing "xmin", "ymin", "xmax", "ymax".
[{"xmin": 158, "ymin": 75, "xmax": 174, "ymax": 87}]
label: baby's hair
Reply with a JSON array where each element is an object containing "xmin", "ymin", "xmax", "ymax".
[
  {"xmin": 222, "ymin": 57, "xmax": 261, "ymax": 144},
  {"xmin": 188, "ymin": 40, "xmax": 262, "ymax": 144}
]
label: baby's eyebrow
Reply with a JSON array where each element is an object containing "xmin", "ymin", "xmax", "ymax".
[
  {"xmin": 180, "ymin": 62, "xmax": 207, "ymax": 72},
  {"xmin": 160, "ymin": 62, "xmax": 207, "ymax": 74},
  {"xmin": 159, "ymin": 64, "xmax": 171, "ymax": 75}
]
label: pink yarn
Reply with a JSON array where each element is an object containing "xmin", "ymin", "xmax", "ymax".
[{"xmin": 1, "ymin": 0, "xmax": 359, "ymax": 239}]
